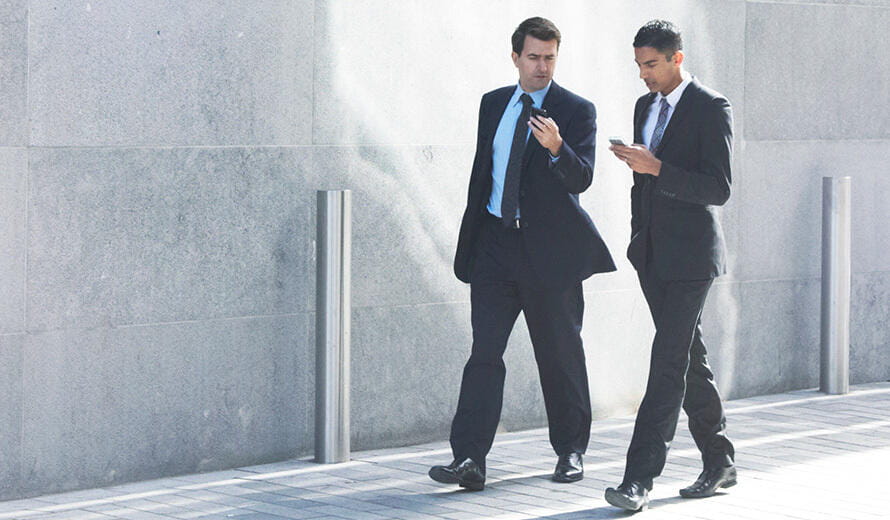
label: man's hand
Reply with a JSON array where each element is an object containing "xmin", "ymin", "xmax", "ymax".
[
  {"xmin": 609, "ymin": 143, "xmax": 662, "ymax": 176},
  {"xmin": 529, "ymin": 116, "xmax": 563, "ymax": 157}
]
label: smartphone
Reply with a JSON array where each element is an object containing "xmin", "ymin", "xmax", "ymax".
[
  {"xmin": 609, "ymin": 136, "xmax": 628, "ymax": 146},
  {"xmin": 530, "ymin": 107, "xmax": 549, "ymax": 119}
]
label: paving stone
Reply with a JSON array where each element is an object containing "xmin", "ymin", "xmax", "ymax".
[{"xmin": 3, "ymin": 383, "xmax": 890, "ymax": 519}]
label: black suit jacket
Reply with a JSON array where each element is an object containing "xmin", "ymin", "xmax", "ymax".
[
  {"xmin": 627, "ymin": 78, "xmax": 732, "ymax": 281},
  {"xmin": 454, "ymin": 82, "xmax": 615, "ymax": 289}
]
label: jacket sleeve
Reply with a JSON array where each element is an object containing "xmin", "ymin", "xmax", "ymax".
[
  {"xmin": 630, "ymin": 173, "xmax": 645, "ymax": 237},
  {"xmin": 453, "ymin": 95, "xmax": 492, "ymax": 283},
  {"xmin": 655, "ymin": 97, "xmax": 732, "ymax": 206},
  {"xmin": 629, "ymin": 97, "xmax": 646, "ymax": 237},
  {"xmin": 548, "ymin": 100, "xmax": 596, "ymax": 194}
]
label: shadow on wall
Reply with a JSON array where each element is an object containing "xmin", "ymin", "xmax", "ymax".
[
  {"xmin": 310, "ymin": 0, "xmax": 757, "ymax": 452},
  {"xmin": 310, "ymin": 1, "xmax": 478, "ymax": 447},
  {"xmin": 311, "ymin": 2, "xmax": 556, "ymax": 451}
]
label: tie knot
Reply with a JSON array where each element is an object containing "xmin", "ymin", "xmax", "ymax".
[
  {"xmin": 520, "ymin": 93, "xmax": 533, "ymax": 107},
  {"xmin": 659, "ymin": 98, "xmax": 670, "ymax": 112}
]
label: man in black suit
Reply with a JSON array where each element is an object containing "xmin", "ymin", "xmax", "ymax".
[
  {"xmin": 605, "ymin": 20, "xmax": 736, "ymax": 511},
  {"xmin": 428, "ymin": 17, "xmax": 615, "ymax": 491}
]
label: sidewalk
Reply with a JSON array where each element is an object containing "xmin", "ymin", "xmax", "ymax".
[{"xmin": 2, "ymin": 382, "xmax": 889, "ymax": 520}]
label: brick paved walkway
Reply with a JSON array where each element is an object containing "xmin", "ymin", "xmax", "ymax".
[{"xmin": 2, "ymin": 382, "xmax": 888, "ymax": 519}]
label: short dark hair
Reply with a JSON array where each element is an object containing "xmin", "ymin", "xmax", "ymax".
[
  {"xmin": 512, "ymin": 17, "xmax": 561, "ymax": 55},
  {"xmin": 633, "ymin": 19, "xmax": 682, "ymax": 59}
]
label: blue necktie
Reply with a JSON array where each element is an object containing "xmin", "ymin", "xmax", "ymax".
[
  {"xmin": 649, "ymin": 98, "xmax": 670, "ymax": 153},
  {"xmin": 500, "ymin": 93, "xmax": 533, "ymax": 226}
]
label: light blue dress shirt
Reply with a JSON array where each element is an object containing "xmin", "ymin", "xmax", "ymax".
[{"xmin": 487, "ymin": 82, "xmax": 552, "ymax": 218}]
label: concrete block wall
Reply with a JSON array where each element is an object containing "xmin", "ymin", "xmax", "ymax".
[
  {"xmin": 1, "ymin": 0, "xmax": 887, "ymax": 500},
  {"xmin": 738, "ymin": 1, "xmax": 890, "ymax": 394}
]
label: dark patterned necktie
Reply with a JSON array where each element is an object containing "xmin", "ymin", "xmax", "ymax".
[
  {"xmin": 500, "ymin": 93, "xmax": 533, "ymax": 226},
  {"xmin": 649, "ymin": 98, "xmax": 670, "ymax": 153}
]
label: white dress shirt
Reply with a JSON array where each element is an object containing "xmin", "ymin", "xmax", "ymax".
[{"xmin": 642, "ymin": 71, "xmax": 692, "ymax": 149}]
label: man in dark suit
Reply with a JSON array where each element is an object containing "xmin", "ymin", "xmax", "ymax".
[
  {"xmin": 428, "ymin": 17, "xmax": 615, "ymax": 491},
  {"xmin": 605, "ymin": 20, "xmax": 736, "ymax": 511}
]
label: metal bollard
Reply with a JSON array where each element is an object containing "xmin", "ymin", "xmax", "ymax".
[
  {"xmin": 820, "ymin": 177, "xmax": 851, "ymax": 395},
  {"xmin": 315, "ymin": 190, "xmax": 351, "ymax": 463}
]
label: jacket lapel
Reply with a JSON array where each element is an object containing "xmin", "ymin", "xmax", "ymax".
[
  {"xmin": 483, "ymin": 87, "xmax": 514, "ymax": 152},
  {"xmin": 653, "ymin": 78, "xmax": 698, "ymax": 156},
  {"xmin": 635, "ymin": 93, "xmax": 656, "ymax": 144},
  {"xmin": 471, "ymin": 87, "xmax": 514, "ymax": 185}
]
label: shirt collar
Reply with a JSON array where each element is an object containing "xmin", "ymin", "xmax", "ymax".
[
  {"xmin": 510, "ymin": 81, "xmax": 552, "ymax": 108},
  {"xmin": 655, "ymin": 71, "xmax": 691, "ymax": 108}
]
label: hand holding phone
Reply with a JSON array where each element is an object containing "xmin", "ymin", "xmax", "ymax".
[
  {"xmin": 527, "ymin": 107, "xmax": 562, "ymax": 156},
  {"xmin": 610, "ymin": 136, "xmax": 633, "ymax": 167}
]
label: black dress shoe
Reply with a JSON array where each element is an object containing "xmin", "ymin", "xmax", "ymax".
[
  {"xmin": 680, "ymin": 465, "xmax": 737, "ymax": 498},
  {"xmin": 604, "ymin": 481, "xmax": 650, "ymax": 512},
  {"xmin": 552, "ymin": 452, "xmax": 584, "ymax": 482},
  {"xmin": 428, "ymin": 458, "xmax": 485, "ymax": 491}
]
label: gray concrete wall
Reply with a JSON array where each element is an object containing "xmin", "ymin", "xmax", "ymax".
[{"xmin": 1, "ymin": 0, "xmax": 887, "ymax": 500}]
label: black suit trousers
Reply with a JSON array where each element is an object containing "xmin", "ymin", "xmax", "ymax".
[
  {"xmin": 449, "ymin": 215, "xmax": 592, "ymax": 466},
  {"xmin": 624, "ymin": 241, "xmax": 735, "ymax": 485}
]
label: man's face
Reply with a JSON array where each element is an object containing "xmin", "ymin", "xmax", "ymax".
[
  {"xmin": 634, "ymin": 46, "xmax": 684, "ymax": 95},
  {"xmin": 512, "ymin": 35, "xmax": 558, "ymax": 92}
]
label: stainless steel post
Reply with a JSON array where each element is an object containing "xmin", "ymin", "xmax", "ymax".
[
  {"xmin": 820, "ymin": 177, "xmax": 851, "ymax": 395},
  {"xmin": 315, "ymin": 190, "xmax": 351, "ymax": 463}
]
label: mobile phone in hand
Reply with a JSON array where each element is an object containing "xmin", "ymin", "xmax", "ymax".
[
  {"xmin": 609, "ymin": 136, "xmax": 628, "ymax": 146},
  {"xmin": 531, "ymin": 107, "xmax": 549, "ymax": 119}
]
